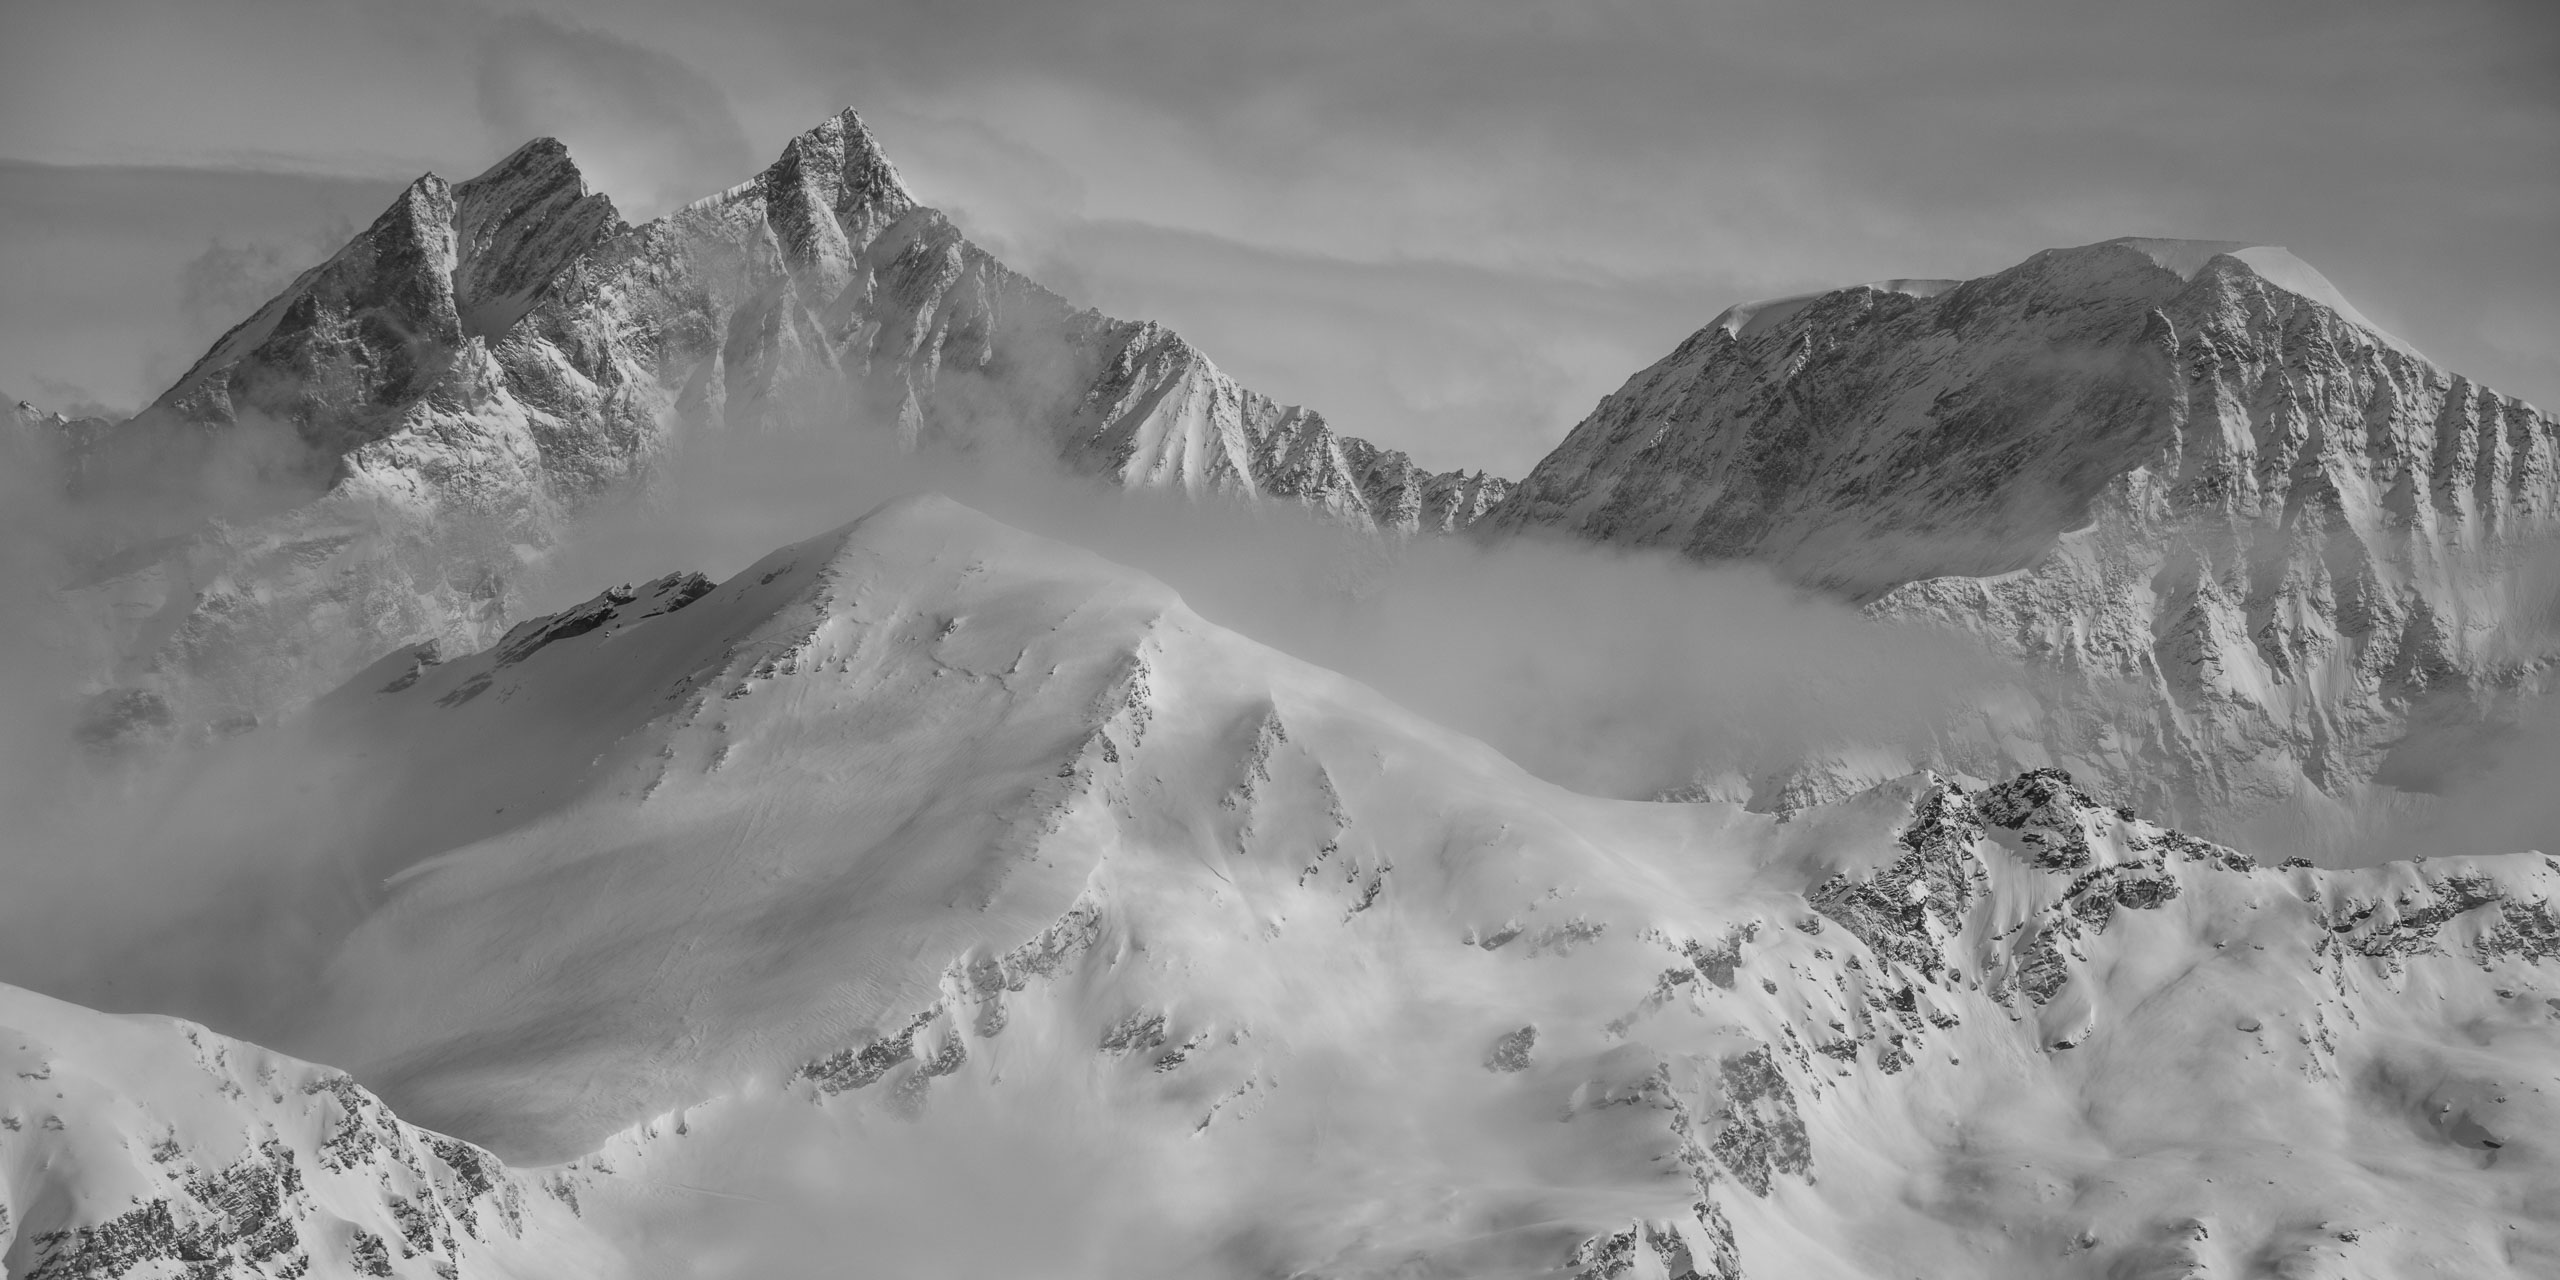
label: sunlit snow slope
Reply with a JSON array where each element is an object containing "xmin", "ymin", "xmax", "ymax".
[
  {"xmin": 0, "ymin": 984, "xmax": 611, "ymax": 1278},
  {"xmin": 12, "ymin": 496, "xmax": 2560, "ymax": 1278},
  {"xmin": 1490, "ymin": 236, "xmax": 2560, "ymax": 850}
]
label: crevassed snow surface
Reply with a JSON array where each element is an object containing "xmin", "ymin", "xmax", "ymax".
[{"xmin": 8, "ymin": 496, "xmax": 2559, "ymax": 1279}]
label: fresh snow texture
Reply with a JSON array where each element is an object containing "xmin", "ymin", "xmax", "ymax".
[
  {"xmin": 2112, "ymin": 236, "xmax": 2407, "ymax": 348},
  {"xmin": 0, "ymin": 984, "xmax": 613, "ymax": 1278},
  {"xmin": 12, "ymin": 496, "xmax": 2557, "ymax": 1279}
]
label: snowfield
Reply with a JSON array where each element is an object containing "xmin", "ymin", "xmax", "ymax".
[
  {"xmin": 8, "ymin": 495, "xmax": 2556, "ymax": 1278},
  {"xmin": 0, "ymin": 983, "xmax": 614, "ymax": 1279}
]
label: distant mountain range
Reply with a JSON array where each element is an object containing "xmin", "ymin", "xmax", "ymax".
[
  {"xmin": 7, "ymin": 106, "xmax": 2560, "ymax": 1278},
  {"xmin": 17, "ymin": 111, "xmax": 2554, "ymax": 856}
]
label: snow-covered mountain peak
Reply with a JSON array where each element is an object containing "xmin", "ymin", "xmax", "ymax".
[
  {"xmin": 1710, "ymin": 277, "xmax": 1961, "ymax": 339},
  {"xmin": 246, "ymin": 493, "xmax": 1198, "ymax": 1155},
  {"xmin": 14, "ymin": 494, "xmax": 2560, "ymax": 1276},
  {"xmin": 2104, "ymin": 235, "xmax": 2263, "ymax": 279},
  {"xmin": 463, "ymin": 137, "xmax": 587, "ymax": 192},
  {"xmin": 2092, "ymin": 235, "xmax": 2405, "ymax": 348},
  {"xmin": 767, "ymin": 106, "xmax": 915, "ymax": 215},
  {"xmin": 48, "ymin": 102, "xmax": 1508, "ymax": 738},
  {"xmin": 1699, "ymin": 238, "xmax": 2389, "ymax": 352},
  {"xmin": 1490, "ymin": 232, "xmax": 2558, "ymax": 842},
  {"xmin": 451, "ymin": 138, "xmax": 622, "ymax": 341},
  {"xmin": 681, "ymin": 105, "xmax": 920, "ymax": 257},
  {"xmin": 140, "ymin": 166, "xmax": 469, "ymax": 456}
]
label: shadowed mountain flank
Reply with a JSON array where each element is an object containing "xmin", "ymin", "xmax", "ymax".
[{"xmin": 1489, "ymin": 237, "xmax": 2560, "ymax": 845}]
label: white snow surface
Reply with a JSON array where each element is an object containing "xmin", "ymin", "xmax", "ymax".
[
  {"xmin": 0, "ymin": 983, "xmax": 612, "ymax": 1278},
  {"xmin": 12, "ymin": 495, "xmax": 2559, "ymax": 1278},
  {"xmin": 1714, "ymin": 240, "xmax": 2401, "ymax": 351},
  {"xmin": 2112, "ymin": 236, "xmax": 2406, "ymax": 347},
  {"xmin": 1711, "ymin": 278, "xmax": 1961, "ymax": 339}
]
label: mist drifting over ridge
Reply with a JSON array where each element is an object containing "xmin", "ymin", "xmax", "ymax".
[{"xmin": 5, "ymin": 9, "xmax": 2560, "ymax": 1274}]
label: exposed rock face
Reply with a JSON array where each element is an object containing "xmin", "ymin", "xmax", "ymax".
[
  {"xmin": 0, "ymin": 985, "xmax": 606, "ymax": 1278},
  {"xmin": 1488, "ymin": 238, "xmax": 2560, "ymax": 841},
  {"xmin": 46, "ymin": 110, "xmax": 1503, "ymax": 734},
  {"xmin": 22, "ymin": 500, "xmax": 2560, "ymax": 1278},
  {"xmin": 578, "ymin": 110, "xmax": 1504, "ymax": 525}
]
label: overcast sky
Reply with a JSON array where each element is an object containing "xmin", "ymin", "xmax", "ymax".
[{"xmin": 5, "ymin": 0, "xmax": 2554, "ymax": 474}]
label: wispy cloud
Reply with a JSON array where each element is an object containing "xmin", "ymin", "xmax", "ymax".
[{"xmin": 0, "ymin": 158, "xmax": 401, "ymax": 414}]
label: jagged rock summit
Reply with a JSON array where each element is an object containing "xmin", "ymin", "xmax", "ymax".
[
  {"xmin": 127, "ymin": 110, "xmax": 1503, "ymax": 526},
  {"xmin": 12, "ymin": 496, "xmax": 2558, "ymax": 1278},
  {"xmin": 43, "ymin": 108, "xmax": 1508, "ymax": 737},
  {"xmin": 1488, "ymin": 235, "xmax": 2560, "ymax": 845}
]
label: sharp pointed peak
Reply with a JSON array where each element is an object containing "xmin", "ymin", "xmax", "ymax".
[
  {"xmin": 453, "ymin": 134, "xmax": 619, "ymax": 232},
  {"xmin": 783, "ymin": 106, "xmax": 891, "ymax": 155},
  {"xmin": 366, "ymin": 171, "xmax": 454, "ymax": 232},
  {"xmin": 463, "ymin": 136, "xmax": 588, "ymax": 189},
  {"xmin": 764, "ymin": 105, "xmax": 915, "ymax": 211},
  {"xmin": 808, "ymin": 105, "xmax": 879, "ymax": 139}
]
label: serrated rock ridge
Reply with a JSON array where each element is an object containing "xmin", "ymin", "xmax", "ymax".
[{"xmin": 49, "ymin": 107, "xmax": 1501, "ymax": 735}]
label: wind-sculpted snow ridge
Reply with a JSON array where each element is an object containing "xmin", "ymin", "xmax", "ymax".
[
  {"xmin": 1487, "ymin": 236, "xmax": 2560, "ymax": 845},
  {"xmin": 0, "ymin": 984, "xmax": 610, "ymax": 1279},
  {"xmin": 39, "ymin": 108, "xmax": 1504, "ymax": 739},
  {"xmin": 58, "ymin": 495, "xmax": 2552, "ymax": 1278}
]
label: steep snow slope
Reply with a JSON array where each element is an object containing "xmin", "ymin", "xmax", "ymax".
[
  {"xmin": 0, "ymin": 984, "xmax": 610, "ymax": 1279},
  {"xmin": 31, "ymin": 495, "xmax": 2555, "ymax": 1279},
  {"xmin": 1488, "ymin": 237, "xmax": 2560, "ymax": 845},
  {"xmin": 40, "ymin": 109, "xmax": 1504, "ymax": 741},
  {"xmin": 629, "ymin": 114, "xmax": 1505, "ymax": 527}
]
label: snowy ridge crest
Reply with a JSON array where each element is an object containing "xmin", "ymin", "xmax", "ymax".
[
  {"xmin": 28, "ymin": 502, "xmax": 2560, "ymax": 1277},
  {"xmin": 47, "ymin": 107, "xmax": 1502, "ymax": 739},
  {"xmin": 1490, "ymin": 234, "xmax": 2560, "ymax": 844},
  {"xmin": 0, "ymin": 985, "xmax": 609, "ymax": 1278}
]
